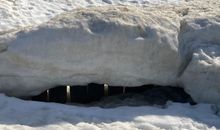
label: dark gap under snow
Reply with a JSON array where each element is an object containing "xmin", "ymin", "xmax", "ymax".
[{"xmin": 30, "ymin": 84, "xmax": 197, "ymax": 108}]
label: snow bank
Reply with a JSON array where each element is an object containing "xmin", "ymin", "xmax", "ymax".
[
  {"xmin": 0, "ymin": 6, "xmax": 180, "ymax": 96},
  {"xmin": 0, "ymin": 0, "xmax": 220, "ymax": 105},
  {"xmin": 0, "ymin": 94, "xmax": 219, "ymax": 130},
  {"xmin": 178, "ymin": 17, "xmax": 220, "ymax": 104},
  {"xmin": 0, "ymin": 0, "xmax": 184, "ymax": 32}
]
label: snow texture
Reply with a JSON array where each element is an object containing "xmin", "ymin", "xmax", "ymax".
[
  {"xmin": 0, "ymin": 0, "xmax": 220, "ymax": 129},
  {"xmin": 0, "ymin": 0, "xmax": 183, "ymax": 32},
  {"xmin": 0, "ymin": 0, "xmax": 220, "ymax": 106},
  {"xmin": 0, "ymin": 6, "xmax": 181, "ymax": 97},
  {"xmin": 0, "ymin": 94, "xmax": 219, "ymax": 130},
  {"xmin": 0, "ymin": 0, "xmax": 220, "ymax": 104},
  {"xmin": 178, "ymin": 17, "xmax": 220, "ymax": 104}
]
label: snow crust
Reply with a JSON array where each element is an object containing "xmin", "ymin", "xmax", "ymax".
[
  {"xmin": 0, "ymin": 0, "xmax": 220, "ymax": 129},
  {"xmin": 0, "ymin": 0, "xmax": 183, "ymax": 32},
  {"xmin": 178, "ymin": 17, "xmax": 220, "ymax": 104},
  {"xmin": 0, "ymin": 6, "xmax": 181, "ymax": 97},
  {"xmin": 0, "ymin": 0, "xmax": 220, "ymax": 106},
  {"xmin": 0, "ymin": 94, "xmax": 219, "ymax": 130}
]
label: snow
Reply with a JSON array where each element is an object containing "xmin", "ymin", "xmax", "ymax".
[
  {"xmin": 0, "ymin": 94, "xmax": 219, "ymax": 130},
  {"xmin": 0, "ymin": 0, "xmax": 184, "ymax": 32},
  {"xmin": 0, "ymin": 6, "xmax": 181, "ymax": 97},
  {"xmin": 0, "ymin": 0, "xmax": 220, "ymax": 106},
  {"xmin": 178, "ymin": 17, "xmax": 220, "ymax": 104},
  {"xmin": 0, "ymin": 0, "xmax": 220, "ymax": 129}
]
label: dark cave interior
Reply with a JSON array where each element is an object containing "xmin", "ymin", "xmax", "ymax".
[{"xmin": 30, "ymin": 84, "xmax": 197, "ymax": 106}]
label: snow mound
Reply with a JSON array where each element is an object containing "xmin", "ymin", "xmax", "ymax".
[
  {"xmin": 0, "ymin": 0, "xmax": 184, "ymax": 32},
  {"xmin": 178, "ymin": 17, "xmax": 220, "ymax": 104},
  {"xmin": 0, "ymin": 0, "xmax": 220, "ymax": 105},
  {"xmin": 0, "ymin": 94, "xmax": 219, "ymax": 130},
  {"xmin": 0, "ymin": 6, "xmax": 180, "ymax": 96}
]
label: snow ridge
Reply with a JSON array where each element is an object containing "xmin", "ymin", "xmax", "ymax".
[
  {"xmin": 0, "ymin": 94, "xmax": 219, "ymax": 130},
  {"xmin": 0, "ymin": 0, "xmax": 220, "ymax": 104}
]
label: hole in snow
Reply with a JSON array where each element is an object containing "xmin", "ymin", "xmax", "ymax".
[{"xmin": 30, "ymin": 84, "xmax": 197, "ymax": 108}]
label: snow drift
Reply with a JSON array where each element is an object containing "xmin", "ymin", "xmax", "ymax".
[
  {"xmin": 0, "ymin": 0, "xmax": 220, "ymax": 105},
  {"xmin": 0, "ymin": 6, "xmax": 181, "ymax": 96},
  {"xmin": 0, "ymin": 94, "xmax": 219, "ymax": 130}
]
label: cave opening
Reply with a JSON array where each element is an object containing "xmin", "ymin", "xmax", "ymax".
[{"xmin": 30, "ymin": 83, "xmax": 197, "ymax": 107}]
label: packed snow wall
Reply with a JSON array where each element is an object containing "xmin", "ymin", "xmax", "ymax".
[
  {"xmin": 0, "ymin": 0, "xmax": 220, "ymax": 105},
  {"xmin": 0, "ymin": 7, "xmax": 181, "ymax": 96}
]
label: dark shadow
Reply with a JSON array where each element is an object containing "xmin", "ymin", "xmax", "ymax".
[
  {"xmin": 31, "ymin": 90, "xmax": 48, "ymax": 102},
  {"xmin": 8, "ymin": 84, "xmax": 219, "ymax": 129},
  {"xmin": 30, "ymin": 84, "xmax": 196, "ymax": 106},
  {"xmin": 49, "ymin": 86, "xmax": 67, "ymax": 103}
]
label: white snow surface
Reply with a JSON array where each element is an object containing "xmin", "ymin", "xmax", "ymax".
[
  {"xmin": 0, "ymin": 0, "xmax": 220, "ymax": 130},
  {"xmin": 0, "ymin": 6, "xmax": 181, "ymax": 97},
  {"xmin": 0, "ymin": 0, "xmax": 183, "ymax": 32},
  {"xmin": 0, "ymin": 0, "xmax": 220, "ymax": 106},
  {"xmin": 0, "ymin": 94, "xmax": 219, "ymax": 130}
]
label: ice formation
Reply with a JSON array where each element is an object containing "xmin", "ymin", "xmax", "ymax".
[{"xmin": 0, "ymin": 0, "xmax": 220, "ymax": 105}]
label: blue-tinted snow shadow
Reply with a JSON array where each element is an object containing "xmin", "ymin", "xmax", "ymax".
[{"xmin": 0, "ymin": 94, "xmax": 219, "ymax": 129}]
